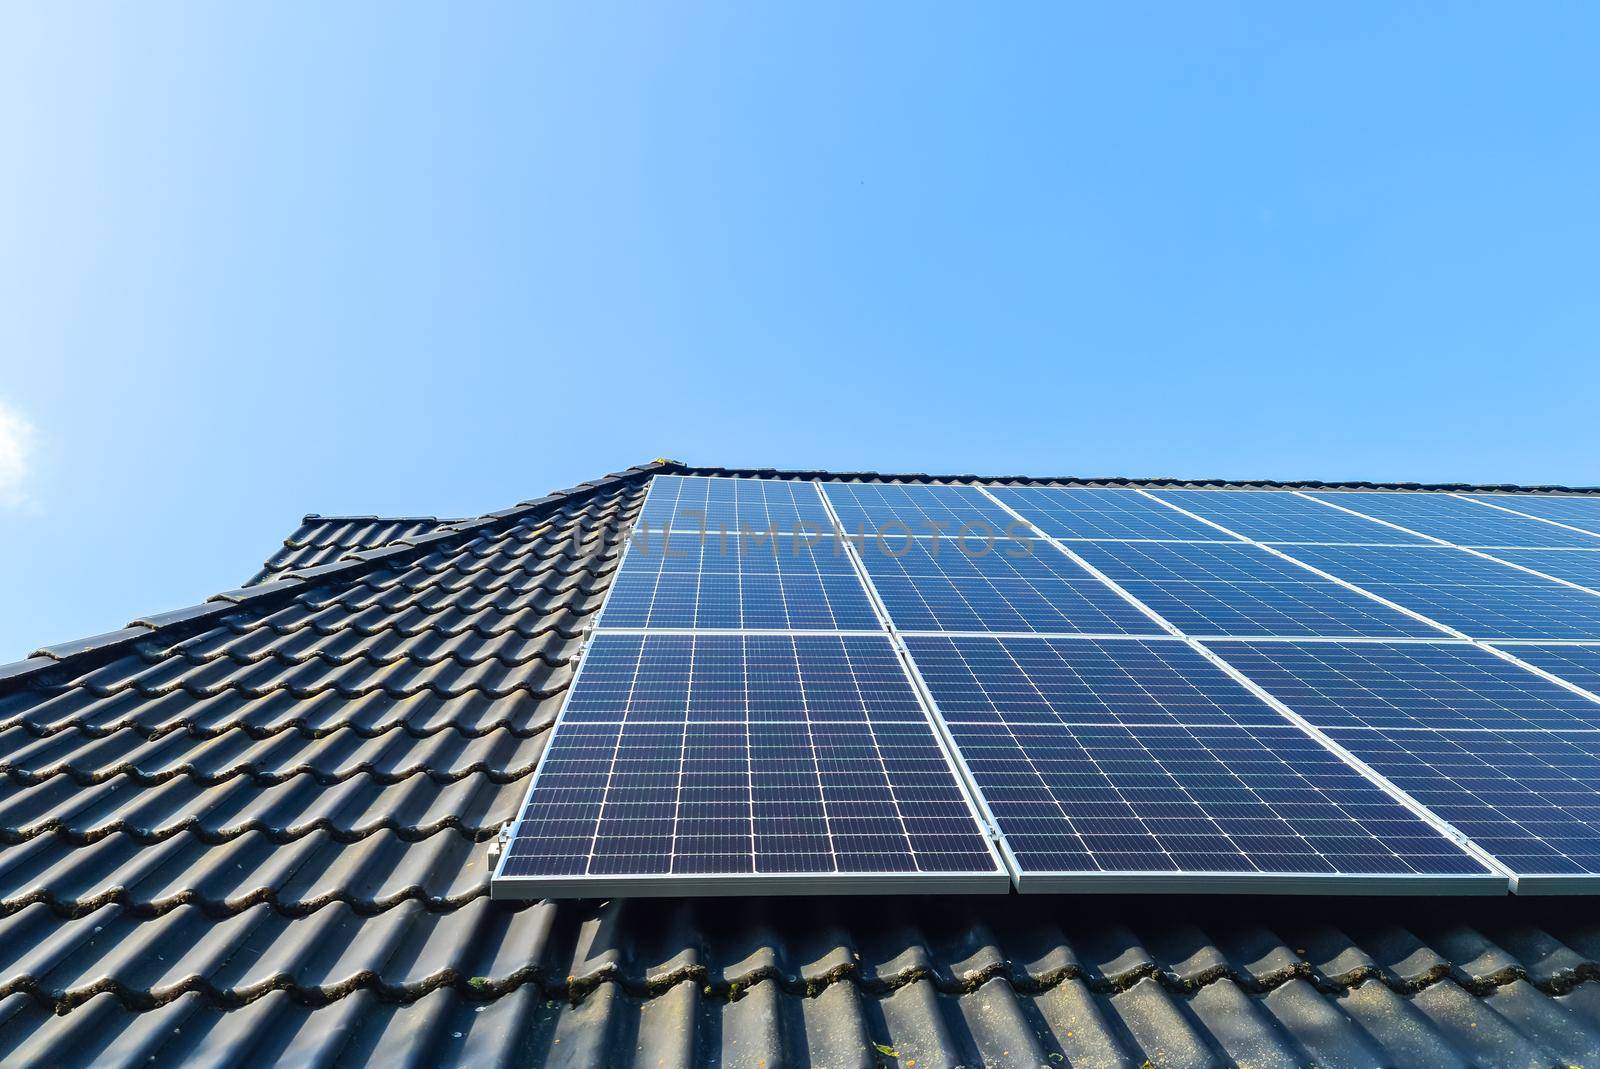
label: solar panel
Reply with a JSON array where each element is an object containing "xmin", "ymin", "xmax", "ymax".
[
  {"xmin": 495, "ymin": 633, "xmax": 1007, "ymax": 895},
  {"xmin": 854, "ymin": 537, "xmax": 1166, "ymax": 636},
  {"xmin": 1147, "ymin": 490, "xmax": 1436, "ymax": 545},
  {"xmin": 988, "ymin": 486, "xmax": 1235, "ymax": 541},
  {"xmin": 1488, "ymin": 549, "xmax": 1600, "ymax": 592},
  {"xmin": 1464, "ymin": 495, "xmax": 1600, "ymax": 537},
  {"xmin": 1069, "ymin": 542, "xmax": 1447, "ymax": 639},
  {"xmin": 1319, "ymin": 728, "xmax": 1600, "ymax": 890},
  {"xmin": 905, "ymin": 635, "xmax": 1289, "ymax": 729},
  {"xmin": 1306, "ymin": 492, "xmax": 1600, "ymax": 548},
  {"xmin": 601, "ymin": 532, "xmax": 880, "ymax": 631},
  {"xmin": 1282, "ymin": 545, "xmax": 1600, "ymax": 640},
  {"xmin": 1206, "ymin": 640, "xmax": 1600, "ymax": 732},
  {"xmin": 906, "ymin": 635, "xmax": 1496, "ymax": 891},
  {"xmin": 639, "ymin": 474, "xmax": 834, "ymax": 535},
  {"xmin": 822, "ymin": 482, "xmax": 1021, "ymax": 536}
]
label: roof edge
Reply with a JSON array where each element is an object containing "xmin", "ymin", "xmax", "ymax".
[
  {"xmin": 0, "ymin": 460, "xmax": 675, "ymax": 695},
  {"xmin": 679, "ymin": 465, "xmax": 1600, "ymax": 495},
  {"xmin": 298, "ymin": 513, "xmax": 465, "ymax": 525}
]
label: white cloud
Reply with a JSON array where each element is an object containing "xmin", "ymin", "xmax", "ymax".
[{"xmin": 0, "ymin": 401, "xmax": 36, "ymax": 510}]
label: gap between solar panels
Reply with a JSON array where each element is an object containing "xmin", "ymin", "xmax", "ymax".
[{"xmin": 492, "ymin": 474, "xmax": 1600, "ymax": 900}]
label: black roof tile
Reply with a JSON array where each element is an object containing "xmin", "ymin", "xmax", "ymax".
[{"xmin": 5, "ymin": 460, "xmax": 1600, "ymax": 1065}]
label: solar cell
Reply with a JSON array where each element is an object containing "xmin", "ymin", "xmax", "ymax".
[
  {"xmin": 1489, "ymin": 549, "xmax": 1600, "ymax": 592},
  {"xmin": 1148, "ymin": 490, "xmax": 1435, "ymax": 545},
  {"xmin": 1207, "ymin": 639, "xmax": 1600, "ymax": 731},
  {"xmin": 639, "ymin": 474, "xmax": 833, "ymax": 535},
  {"xmin": 1282, "ymin": 545, "xmax": 1600, "ymax": 640},
  {"xmin": 496, "ymin": 633, "xmax": 1006, "ymax": 895},
  {"xmin": 1307, "ymin": 492, "xmax": 1600, "ymax": 548},
  {"xmin": 602, "ymin": 532, "xmax": 879, "ymax": 631},
  {"xmin": 988, "ymin": 486, "xmax": 1234, "ymax": 541},
  {"xmin": 907, "ymin": 635, "xmax": 1494, "ymax": 890},
  {"xmin": 1464, "ymin": 495, "xmax": 1600, "ymax": 537},
  {"xmin": 855, "ymin": 537, "xmax": 1165, "ymax": 635},
  {"xmin": 1069, "ymin": 542, "xmax": 1446, "ymax": 638},
  {"xmin": 1321, "ymin": 728, "xmax": 1600, "ymax": 887},
  {"xmin": 822, "ymin": 482, "xmax": 1027, "ymax": 536}
]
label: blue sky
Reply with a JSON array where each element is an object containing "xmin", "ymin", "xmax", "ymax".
[{"xmin": 2, "ymin": 3, "xmax": 1598, "ymax": 657}]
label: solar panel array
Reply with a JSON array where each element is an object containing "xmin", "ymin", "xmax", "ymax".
[{"xmin": 495, "ymin": 476, "xmax": 1600, "ymax": 898}]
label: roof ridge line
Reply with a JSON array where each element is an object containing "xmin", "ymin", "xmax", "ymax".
[
  {"xmin": 681, "ymin": 465, "xmax": 1600, "ymax": 495},
  {"xmin": 297, "ymin": 514, "xmax": 465, "ymax": 524},
  {"xmin": 0, "ymin": 460, "xmax": 676, "ymax": 695}
]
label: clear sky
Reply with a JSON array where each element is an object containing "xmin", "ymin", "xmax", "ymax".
[{"xmin": 2, "ymin": 4, "xmax": 1598, "ymax": 658}]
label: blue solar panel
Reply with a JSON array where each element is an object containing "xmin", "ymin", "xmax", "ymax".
[
  {"xmin": 602, "ymin": 533, "xmax": 879, "ymax": 631},
  {"xmin": 822, "ymin": 482, "xmax": 1026, "ymax": 536},
  {"xmin": 1464, "ymin": 495, "xmax": 1600, "ymax": 537},
  {"xmin": 1069, "ymin": 542, "xmax": 1446, "ymax": 638},
  {"xmin": 639, "ymin": 475, "xmax": 833, "ymax": 534},
  {"xmin": 1282, "ymin": 545, "xmax": 1600, "ymax": 640},
  {"xmin": 989, "ymin": 486, "xmax": 1234, "ymax": 541},
  {"xmin": 1489, "ymin": 550, "xmax": 1600, "ymax": 592},
  {"xmin": 1207, "ymin": 640, "xmax": 1600, "ymax": 731},
  {"xmin": 1147, "ymin": 490, "xmax": 1436, "ymax": 545},
  {"xmin": 497, "ymin": 633, "xmax": 1005, "ymax": 892},
  {"xmin": 1487, "ymin": 644, "xmax": 1600, "ymax": 700},
  {"xmin": 907, "ymin": 635, "xmax": 1491, "ymax": 886},
  {"xmin": 1321, "ymin": 728, "xmax": 1600, "ymax": 884},
  {"xmin": 855, "ymin": 537, "xmax": 1165, "ymax": 635},
  {"xmin": 1306, "ymin": 492, "xmax": 1600, "ymax": 548},
  {"xmin": 905, "ymin": 635, "xmax": 1288, "ymax": 728}
]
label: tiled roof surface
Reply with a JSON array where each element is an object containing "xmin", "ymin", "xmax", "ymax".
[
  {"xmin": 4, "ymin": 461, "xmax": 1600, "ymax": 1068},
  {"xmin": 247, "ymin": 515, "xmax": 459, "ymax": 585}
]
